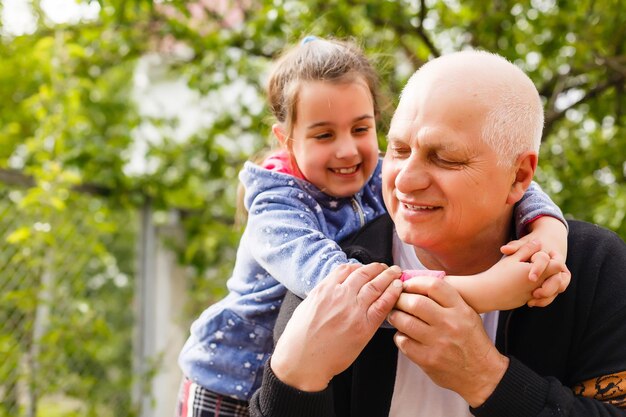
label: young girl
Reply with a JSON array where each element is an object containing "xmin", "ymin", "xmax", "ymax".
[{"xmin": 176, "ymin": 37, "xmax": 569, "ymax": 416}]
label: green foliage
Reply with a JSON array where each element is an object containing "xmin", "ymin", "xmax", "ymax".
[
  {"xmin": 0, "ymin": 185, "xmax": 137, "ymax": 416},
  {"xmin": 1, "ymin": 0, "xmax": 624, "ymax": 414},
  {"xmin": 146, "ymin": 0, "xmax": 625, "ymax": 238}
]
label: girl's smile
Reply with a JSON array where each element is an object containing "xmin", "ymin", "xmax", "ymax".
[{"xmin": 279, "ymin": 79, "xmax": 379, "ymax": 198}]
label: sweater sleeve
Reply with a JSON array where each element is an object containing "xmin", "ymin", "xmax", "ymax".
[
  {"xmin": 472, "ymin": 357, "xmax": 626, "ymax": 417},
  {"xmin": 473, "ymin": 221, "xmax": 626, "ymax": 417},
  {"xmin": 249, "ymin": 359, "xmax": 334, "ymax": 417},
  {"xmin": 513, "ymin": 181, "xmax": 567, "ymax": 238}
]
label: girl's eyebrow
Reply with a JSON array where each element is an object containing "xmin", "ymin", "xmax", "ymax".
[
  {"xmin": 306, "ymin": 114, "xmax": 374, "ymax": 130},
  {"xmin": 353, "ymin": 114, "xmax": 375, "ymax": 122}
]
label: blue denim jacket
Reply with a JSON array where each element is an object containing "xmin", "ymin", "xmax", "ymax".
[{"xmin": 178, "ymin": 158, "xmax": 564, "ymax": 400}]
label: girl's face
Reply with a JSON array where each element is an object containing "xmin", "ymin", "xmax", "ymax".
[{"xmin": 287, "ymin": 80, "xmax": 379, "ymax": 198}]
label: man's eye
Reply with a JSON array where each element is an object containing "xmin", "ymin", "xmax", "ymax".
[
  {"xmin": 389, "ymin": 147, "xmax": 410, "ymax": 157},
  {"xmin": 433, "ymin": 155, "xmax": 463, "ymax": 167}
]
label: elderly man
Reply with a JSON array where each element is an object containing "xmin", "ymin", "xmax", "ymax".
[{"xmin": 249, "ymin": 50, "xmax": 626, "ymax": 417}]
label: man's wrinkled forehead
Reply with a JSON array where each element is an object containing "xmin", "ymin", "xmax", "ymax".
[
  {"xmin": 393, "ymin": 68, "xmax": 451, "ymax": 112},
  {"xmin": 386, "ymin": 118, "xmax": 468, "ymax": 154},
  {"xmin": 388, "ymin": 85, "xmax": 424, "ymax": 138},
  {"xmin": 387, "ymin": 77, "xmax": 439, "ymax": 142},
  {"xmin": 387, "ymin": 117, "xmax": 417, "ymax": 142}
]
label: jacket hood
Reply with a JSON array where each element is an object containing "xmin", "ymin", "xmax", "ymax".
[{"xmin": 239, "ymin": 160, "xmax": 382, "ymax": 211}]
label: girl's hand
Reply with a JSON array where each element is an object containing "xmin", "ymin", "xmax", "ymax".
[
  {"xmin": 528, "ymin": 250, "xmax": 571, "ymax": 307},
  {"xmin": 501, "ymin": 234, "xmax": 571, "ymax": 308}
]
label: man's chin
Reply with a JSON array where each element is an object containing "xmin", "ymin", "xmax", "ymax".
[{"xmin": 395, "ymin": 224, "xmax": 424, "ymax": 245}]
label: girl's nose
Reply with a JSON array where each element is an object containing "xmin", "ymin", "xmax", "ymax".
[{"xmin": 335, "ymin": 136, "xmax": 359, "ymax": 159}]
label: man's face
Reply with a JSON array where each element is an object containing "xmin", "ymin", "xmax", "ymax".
[{"xmin": 382, "ymin": 80, "xmax": 517, "ymax": 256}]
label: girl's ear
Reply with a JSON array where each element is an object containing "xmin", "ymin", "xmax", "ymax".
[{"xmin": 272, "ymin": 124, "xmax": 289, "ymax": 147}]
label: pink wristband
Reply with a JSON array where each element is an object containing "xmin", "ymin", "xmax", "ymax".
[{"xmin": 400, "ymin": 269, "xmax": 446, "ymax": 282}]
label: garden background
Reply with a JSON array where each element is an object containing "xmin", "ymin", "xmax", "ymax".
[{"xmin": 1, "ymin": 0, "xmax": 624, "ymax": 416}]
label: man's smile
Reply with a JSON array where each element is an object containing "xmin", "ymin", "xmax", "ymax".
[{"xmin": 402, "ymin": 203, "xmax": 439, "ymax": 211}]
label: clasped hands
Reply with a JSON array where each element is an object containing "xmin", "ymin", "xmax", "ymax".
[{"xmin": 271, "ymin": 241, "xmax": 570, "ymax": 407}]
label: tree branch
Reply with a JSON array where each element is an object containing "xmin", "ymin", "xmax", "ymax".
[
  {"xmin": 0, "ymin": 168, "xmax": 111, "ymax": 197},
  {"xmin": 543, "ymin": 72, "xmax": 625, "ymax": 138},
  {"xmin": 0, "ymin": 169, "xmax": 34, "ymax": 188},
  {"xmin": 0, "ymin": 168, "xmax": 235, "ymax": 225},
  {"xmin": 399, "ymin": 38, "xmax": 427, "ymax": 69},
  {"xmin": 416, "ymin": 0, "xmax": 440, "ymax": 57}
]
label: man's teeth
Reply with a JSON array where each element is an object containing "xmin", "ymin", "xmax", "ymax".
[
  {"xmin": 404, "ymin": 204, "xmax": 436, "ymax": 211},
  {"xmin": 333, "ymin": 166, "xmax": 358, "ymax": 174}
]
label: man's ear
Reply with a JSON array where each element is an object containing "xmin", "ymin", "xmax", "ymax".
[
  {"xmin": 507, "ymin": 151, "xmax": 538, "ymax": 205},
  {"xmin": 272, "ymin": 124, "xmax": 289, "ymax": 147}
]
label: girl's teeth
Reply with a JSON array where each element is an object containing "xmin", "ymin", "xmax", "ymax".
[{"xmin": 334, "ymin": 166, "xmax": 357, "ymax": 174}]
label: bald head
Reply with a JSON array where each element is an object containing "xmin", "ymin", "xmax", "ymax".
[{"xmin": 399, "ymin": 50, "xmax": 544, "ymax": 166}]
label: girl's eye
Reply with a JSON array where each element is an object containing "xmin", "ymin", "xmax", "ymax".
[
  {"xmin": 313, "ymin": 132, "xmax": 333, "ymax": 140},
  {"xmin": 353, "ymin": 126, "xmax": 371, "ymax": 134}
]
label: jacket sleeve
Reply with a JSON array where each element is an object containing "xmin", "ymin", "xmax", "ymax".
[
  {"xmin": 245, "ymin": 186, "xmax": 356, "ymax": 298},
  {"xmin": 249, "ymin": 360, "xmax": 335, "ymax": 417},
  {"xmin": 513, "ymin": 181, "xmax": 567, "ymax": 237},
  {"xmin": 472, "ymin": 222, "xmax": 626, "ymax": 417}
]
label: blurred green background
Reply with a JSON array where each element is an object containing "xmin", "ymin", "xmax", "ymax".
[{"xmin": 1, "ymin": 0, "xmax": 624, "ymax": 416}]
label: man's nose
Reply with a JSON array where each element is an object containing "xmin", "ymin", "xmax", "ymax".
[{"xmin": 395, "ymin": 156, "xmax": 430, "ymax": 192}]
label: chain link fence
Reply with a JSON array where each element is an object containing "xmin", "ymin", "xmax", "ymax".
[{"xmin": 0, "ymin": 181, "xmax": 139, "ymax": 417}]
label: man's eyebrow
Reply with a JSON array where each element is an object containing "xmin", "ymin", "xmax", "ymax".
[
  {"xmin": 307, "ymin": 114, "xmax": 374, "ymax": 130},
  {"xmin": 385, "ymin": 134, "xmax": 461, "ymax": 152},
  {"xmin": 386, "ymin": 133, "xmax": 407, "ymax": 144}
]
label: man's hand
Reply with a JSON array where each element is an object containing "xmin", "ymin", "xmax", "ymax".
[
  {"xmin": 271, "ymin": 263, "xmax": 403, "ymax": 392},
  {"xmin": 387, "ymin": 275, "xmax": 509, "ymax": 407}
]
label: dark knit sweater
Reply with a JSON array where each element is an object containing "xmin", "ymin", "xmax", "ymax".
[{"xmin": 250, "ymin": 216, "xmax": 626, "ymax": 416}]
